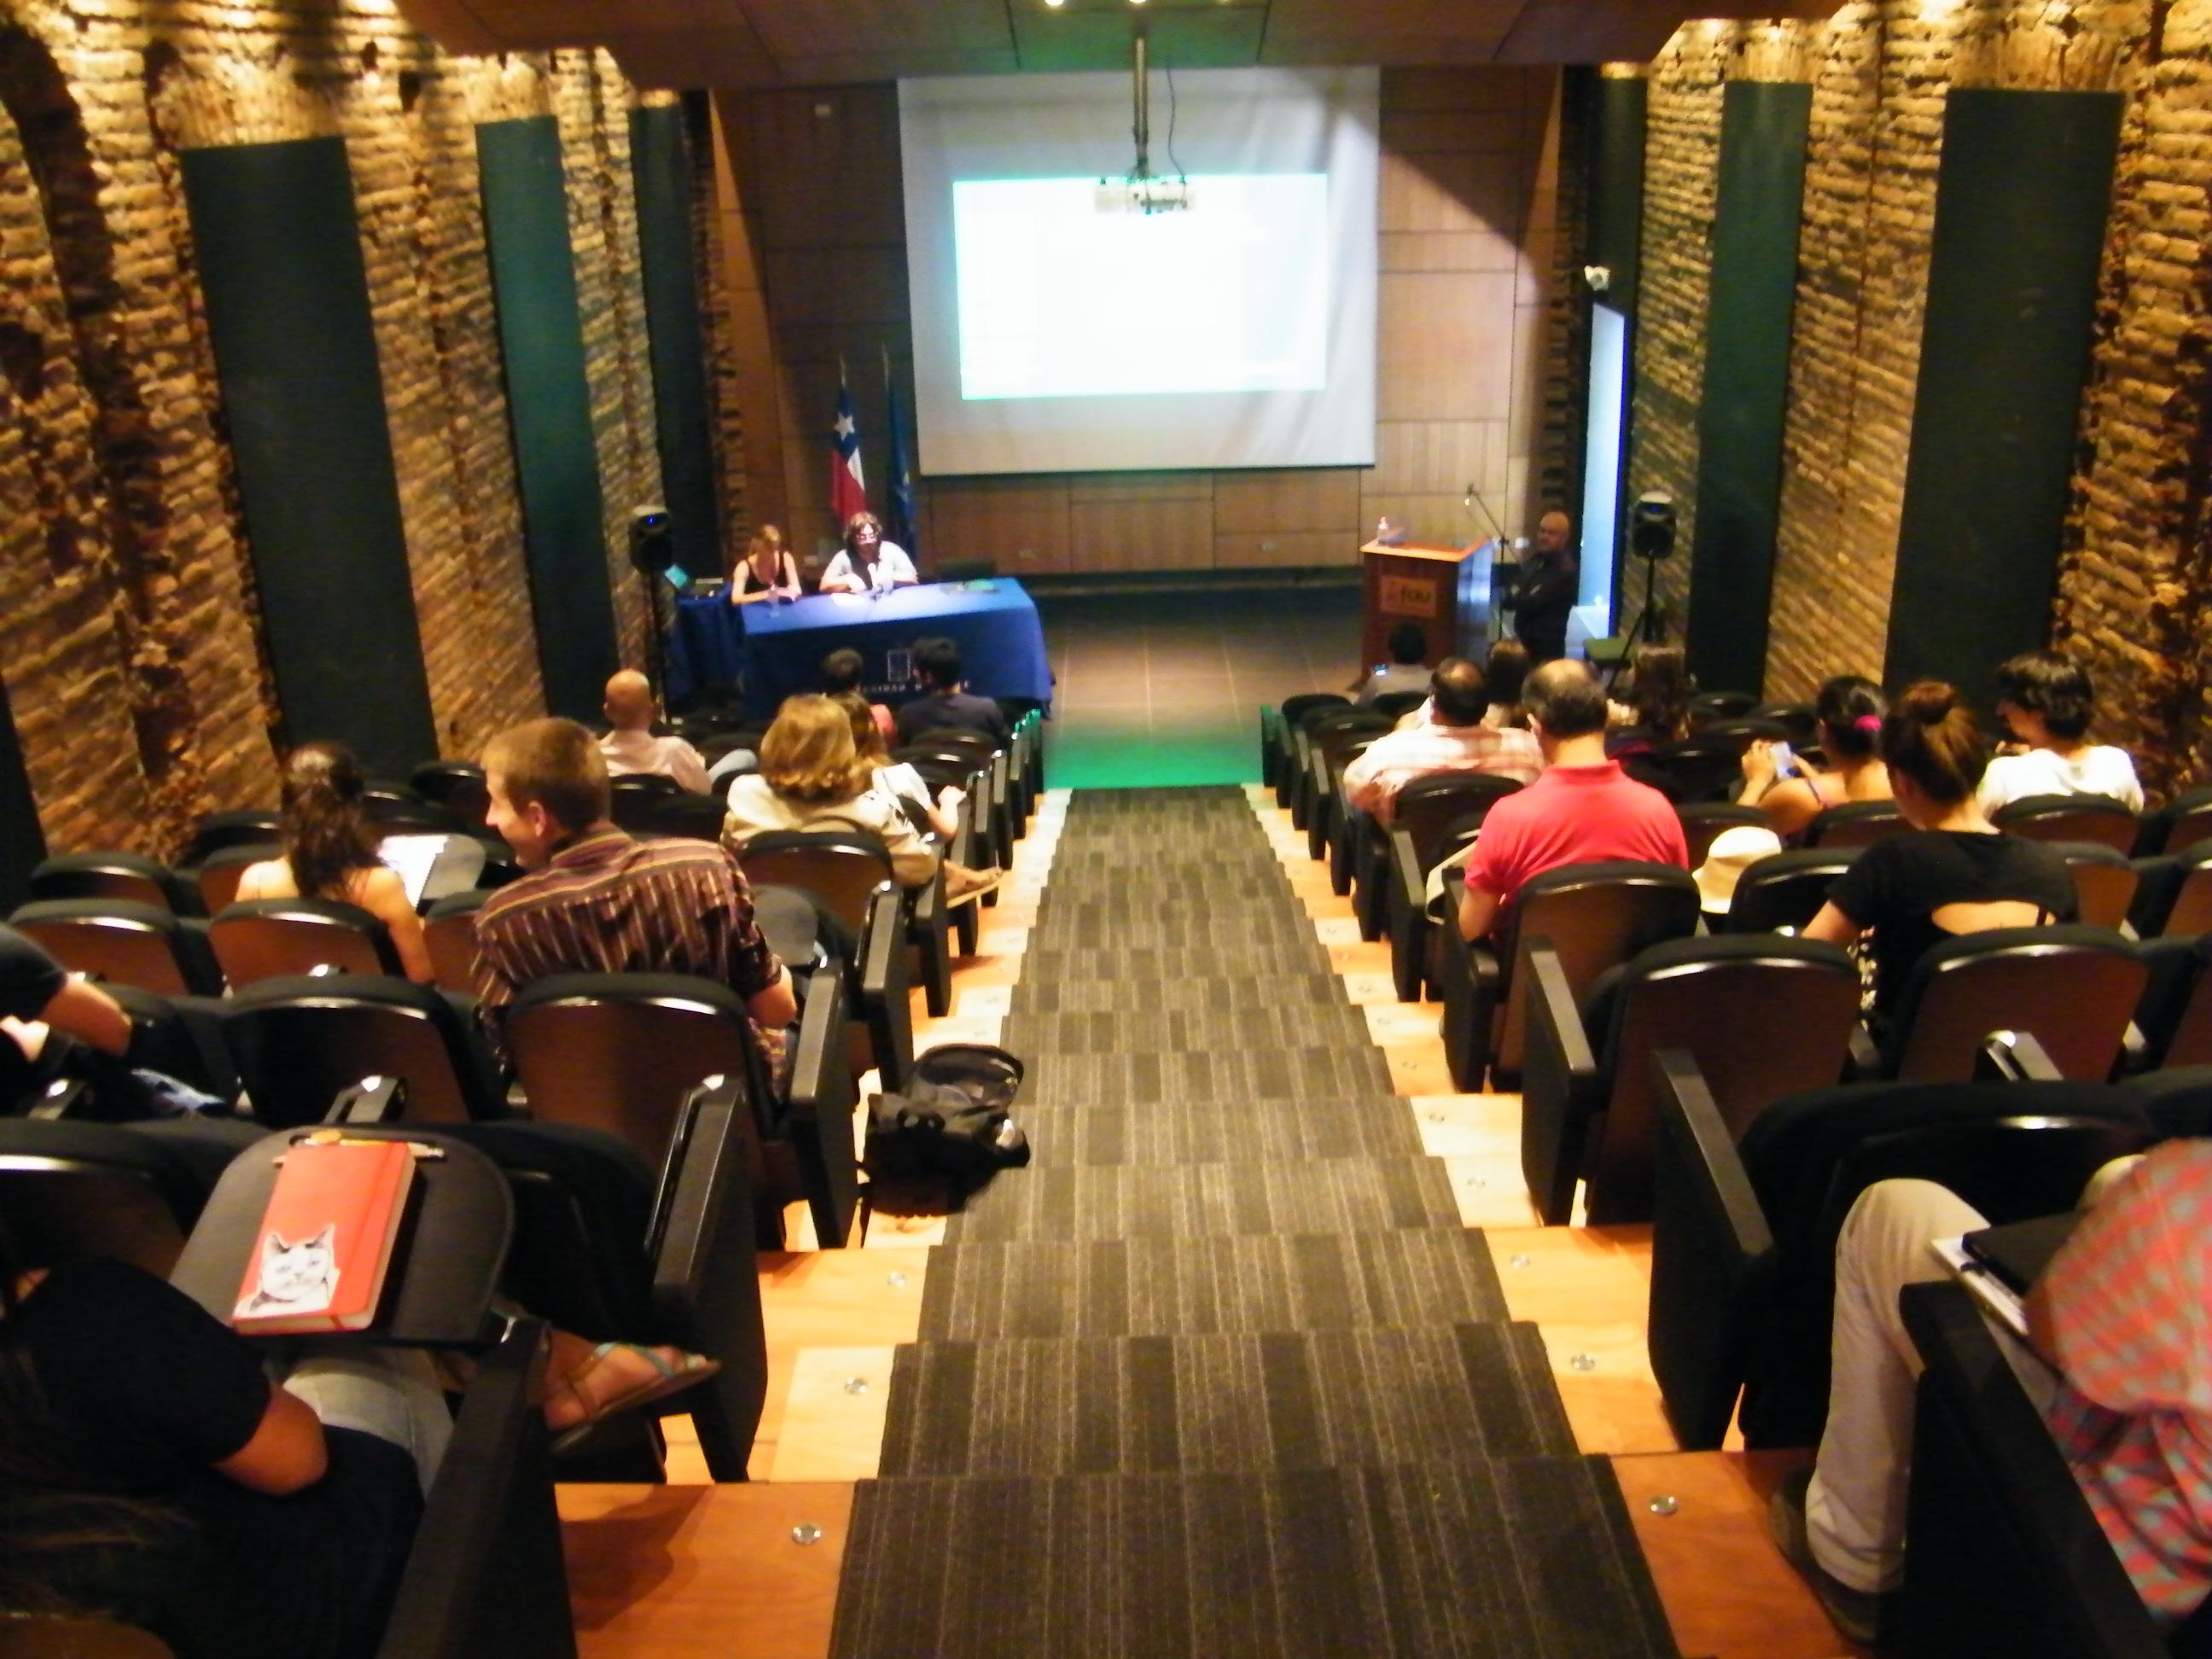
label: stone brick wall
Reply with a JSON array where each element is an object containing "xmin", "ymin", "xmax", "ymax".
[
  {"xmin": 1624, "ymin": 25, "xmax": 1825, "ymax": 660},
  {"xmin": 0, "ymin": 3, "xmax": 669, "ymax": 859},
  {"xmin": 1636, "ymin": 1, "xmax": 2212, "ymax": 789}
]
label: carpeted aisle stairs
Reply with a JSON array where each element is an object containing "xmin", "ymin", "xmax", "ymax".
[{"xmin": 830, "ymin": 787, "xmax": 1679, "ymax": 1657}]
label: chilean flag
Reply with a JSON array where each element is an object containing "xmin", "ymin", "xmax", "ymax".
[{"xmin": 830, "ymin": 370, "xmax": 868, "ymax": 525}]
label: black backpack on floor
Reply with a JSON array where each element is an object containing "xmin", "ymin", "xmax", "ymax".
[{"xmin": 864, "ymin": 1044, "xmax": 1031, "ymax": 1184}]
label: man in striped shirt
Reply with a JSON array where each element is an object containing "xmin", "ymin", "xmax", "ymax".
[
  {"xmin": 471, "ymin": 718, "xmax": 796, "ymax": 1068},
  {"xmin": 1773, "ymin": 1140, "xmax": 2212, "ymax": 1642},
  {"xmin": 1339, "ymin": 656, "xmax": 1542, "ymax": 825}
]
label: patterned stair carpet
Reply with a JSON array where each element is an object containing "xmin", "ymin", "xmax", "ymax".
[{"xmin": 830, "ymin": 786, "xmax": 1679, "ymax": 1658}]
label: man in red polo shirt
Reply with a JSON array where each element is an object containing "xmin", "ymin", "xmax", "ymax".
[{"xmin": 1457, "ymin": 658, "xmax": 1686, "ymax": 942}]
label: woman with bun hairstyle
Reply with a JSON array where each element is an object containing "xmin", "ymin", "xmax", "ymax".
[
  {"xmin": 235, "ymin": 742, "xmax": 434, "ymax": 984},
  {"xmin": 1738, "ymin": 674, "xmax": 1895, "ymax": 841},
  {"xmin": 1803, "ymin": 682, "xmax": 2076, "ymax": 1021}
]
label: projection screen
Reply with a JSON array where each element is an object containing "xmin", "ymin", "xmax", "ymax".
[{"xmin": 899, "ymin": 68, "xmax": 1379, "ymax": 477}]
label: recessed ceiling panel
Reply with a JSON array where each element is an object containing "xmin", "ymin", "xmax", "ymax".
[
  {"xmin": 1011, "ymin": 9, "xmax": 1269, "ymax": 73},
  {"xmin": 738, "ymin": 0, "xmax": 1015, "ymax": 58}
]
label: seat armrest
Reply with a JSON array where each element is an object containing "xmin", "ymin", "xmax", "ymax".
[
  {"xmin": 859, "ymin": 882, "xmax": 915, "ymax": 1088},
  {"xmin": 26, "ymin": 1078, "xmax": 90, "ymax": 1119},
  {"xmin": 1976, "ymin": 1029, "xmax": 2062, "ymax": 1082},
  {"xmin": 327, "ymin": 1074, "xmax": 408, "ymax": 1124},
  {"xmin": 1648, "ymin": 1048, "xmax": 1775, "ymax": 1448},
  {"xmin": 906, "ymin": 864, "xmax": 952, "ymax": 1018},
  {"xmin": 1896, "ymin": 1281, "xmax": 2165, "ymax": 1658},
  {"xmin": 648, "ymin": 1077, "xmax": 769, "ymax": 1479},
  {"xmin": 1387, "ymin": 827, "xmax": 1425, "ymax": 913},
  {"xmin": 379, "ymin": 1318, "xmax": 574, "ymax": 1659},
  {"xmin": 1521, "ymin": 942, "xmax": 1604, "ymax": 1225},
  {"xmin": 782, "ymin": 966, "xmax": 859, "ymax": 1248}
]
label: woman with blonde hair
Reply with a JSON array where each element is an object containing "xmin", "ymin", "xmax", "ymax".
[
  {"xmin": 723, "ymin": 694, "xmax": 988, "ymax": 894},
  {"xmin": 832, "ymin": 690, "xmax": 963, "ymax": 841},
  {"xmin": 236, "ymin": 741, "xmax": 434, "ymax": 983},
  {"xmin": 728, "ymin": 524, "xmax": 800, "ymax": 602}
]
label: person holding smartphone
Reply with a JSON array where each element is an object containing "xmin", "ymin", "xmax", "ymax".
[{"xmin": 1739, "ymin": 674, "xmax": 1894, "ymax": 842}]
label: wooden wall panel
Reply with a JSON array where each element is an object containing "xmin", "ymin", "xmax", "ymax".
[
  {"xmin": 1069, "ymin": 498, "xmax": 1215, "ymax": 572},
  {"xmin": 723, "ymin": 68, "xmax": 1562, "ymax": 577},
  {"xmin": 923, "ymin": 475, "xmax": 1074, "ymax": 575}
]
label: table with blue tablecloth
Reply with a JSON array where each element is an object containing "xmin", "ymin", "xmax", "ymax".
[{"xmin": 668, "ymin": 580, "xmax": 1055, "ymax": 721}]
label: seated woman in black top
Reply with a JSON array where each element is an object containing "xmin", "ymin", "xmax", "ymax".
[{"xmin": 1803, "ymin": 679, "xmax": 2076, "ymax": 1020}]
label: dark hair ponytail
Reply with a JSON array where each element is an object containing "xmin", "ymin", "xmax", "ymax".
[
  {"xmin": 1817, "ymin": 674, "xmax": 1888, "ymax": 762},
  {"xmin": 1881, "ymin": 680, "xmax": 1989, "ymax": 806},
  {"xmin": 280, "ymin": 742, "xmax": 378, "ymax": 904}
]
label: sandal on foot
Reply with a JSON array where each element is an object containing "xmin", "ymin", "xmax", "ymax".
[{"xmin": 547, "ymin": 1342, "xmax": 720, "ymax": 1456}]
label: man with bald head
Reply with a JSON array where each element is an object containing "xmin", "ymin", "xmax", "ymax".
[
  {"xmin": 1512, "ymin": 509, "xmax": 1580, "ymax": 664},
  {"xmin": 597, "ymin": 668, "xmax": 708, "ymax": 795}
]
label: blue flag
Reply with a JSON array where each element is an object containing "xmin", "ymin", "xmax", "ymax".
[{"xmin": 884, "ymin": 357, "xmax": 917, "ymax": 558}]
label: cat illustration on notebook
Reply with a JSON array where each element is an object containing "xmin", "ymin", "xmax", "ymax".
[{"xmin": 235, "ymin": 1225, "xmax": 340, "ymax": 1320}]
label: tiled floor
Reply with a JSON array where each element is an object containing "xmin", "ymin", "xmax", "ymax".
[{"xmin": 1035, "ymin": 581, "xmax": 1364, "ymax": 789}]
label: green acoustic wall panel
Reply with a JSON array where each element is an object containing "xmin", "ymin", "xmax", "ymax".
[
  {"xmin": 477, "ymin": 116, "xmax": 620, "ymax": 723},
  {"xmin": 178, "ymin": 137, "xmax": 438, "ymax": 777},
  {"xmin": 630, "ymin": 104, "xmax": 720, "ymax": 586},
  {"xmin": 1885, "ymin": 88, "xmax": 2122, "ymax": 707},
  {"xmin": 1589, "ymin": 76, "xmax": 1647, "ymax": 313},
  {"xmin": 0, "ymin": 679, "xmax": 45, "ymax": 912},
  {"xmin": 1685, "ymin": 80, "xmax": 1812, "ymax": 699}
]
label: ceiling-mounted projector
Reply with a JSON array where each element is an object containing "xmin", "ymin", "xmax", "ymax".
[
  {"xmin": 1097, "ymin": 31, "xmax": 1190, "ymax": 215},
  {"xmin": 1095, "ymin": 175, "xmax": 1193, "ymax": 214}
]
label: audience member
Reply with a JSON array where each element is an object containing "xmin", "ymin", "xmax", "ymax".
[
  {"xmin": 1481, "ymin": 638, "xmax": 1532, "ymax": 731},
  {"xmin": 0, "ymin": 1208, "xmax": 711, "ymax": 1658},
  {"xmin": 729, "ymin": 524, "xmax": 800, "ymax": 602},
  {"xmin": 821, "ymin": 647, "xmax": 897, "ymax": 748},
  {"xmin": 725, "ymin": 695, "xmax": 996, "ymax": 901},
  {"xmin": 1740, "ymin": 674, "xmax": 1893, "ymax": 841},
  {"xmin": 834, "ymin": 691, "xmax": 961, "ymax": 841},
  {"xmin": 818, "ymin": 511, "xmax": 917, "ymax": 595},
  {"xmin": 597, "ymin": 670, "xmax": 708, "ymax": 795},
  {"xmin": 1342, "ymin": 658, "xmax": 1540, "ymax": 824},
  {"xmin": 1607, "ymin": 643, "xmax": 1693, "ymax": 751},
  {"xmin": 1353, "ymin": 622, "xmax": 1433, "ymax": 707},
  {"xmin": 1512, "ymin": 510, "xmax": 1579, "ymax": 663},
  {"xmin": 236, "ymin": 742, "xmax": 433, "ymax": 983},
  {"xmin": 1692, "ymin": 824, "xmax": 1784, "ymax": 917},
  {"xmin": 1458, "ymin": 660, "xmax": 1687, "ymax": 941},
  {"xmin": 472, "ymin": 718, "xmax": 795, "ymax": 1068},
  {"xmin": 1773, "ymin": 1139, "xmax": 2212, "ymax": 1644},
  {"xmin": 894, "ymin": 637, "xmax": 1010, "ymax": 747},
  {"xmin": 0, "ymin": 922, "xmax": 137, "ymax": 1113},
  {"xmin": 1802, "ymin": 681, "xmax": 2075, "ymax": 1022},
  {"xmin": 1979, "ymin": 649, "xmax": 2145, "ymax": 813}
]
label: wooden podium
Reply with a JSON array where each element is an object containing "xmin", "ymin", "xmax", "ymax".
[{"xmin": 1359, "ymin": 539, "xmax": 1497, "ymax": 671}]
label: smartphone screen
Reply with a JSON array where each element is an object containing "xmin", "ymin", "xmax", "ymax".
[{"xmin": 1770, "ymin": 742, "xmax": 1796, "ymax": 779}]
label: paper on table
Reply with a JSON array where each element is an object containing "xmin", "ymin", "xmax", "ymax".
[{"xmin": 1930, "ymin": 1237, "xmax": 2029, "ymax": 1339}]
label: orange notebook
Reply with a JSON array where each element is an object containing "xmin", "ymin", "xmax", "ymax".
[{"xmin": 231, "ymin": 1138, "xmax": 417, "ymax": 1334}]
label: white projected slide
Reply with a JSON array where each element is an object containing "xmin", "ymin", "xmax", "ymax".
[
  {"xmin": 952, "ymin": 175, "xmax": 1330, "ymax": 402},
  {"xmin": 899, "ymin": 69, "xmax": 1378, "ymax": 475}
]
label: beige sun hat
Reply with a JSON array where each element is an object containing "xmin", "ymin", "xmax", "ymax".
[{"xmin": 1693, "ymin": 824, "xmax": 1784, "ymax": 914}]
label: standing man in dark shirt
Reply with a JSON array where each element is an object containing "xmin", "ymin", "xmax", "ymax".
[
  {"xmin": 1513, "ymin": 509, "xmax": 1580, "ymax": 664},
  {"xmin": 894, "ymin": 637, "xmax": 1010, "ymax": 747}
]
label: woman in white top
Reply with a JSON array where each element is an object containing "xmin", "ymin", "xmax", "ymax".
[
  {"xmin": 817, "ymin": 512, "xmax": 917, "ymax": 596},
  {"xmin": 1976, "ymin": 649, "xmax": 2144, "ymax": 813},
  {"xmin": 830, "ymin": 691, "xmax": 962, "ymax": 841},
  {"xmin": 720, "ymin": 695, "xmax": 938, "ymax": 888},
  {"xmin": 235, "ymin": 742, "xmax": 434, "ymax": 984}
]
